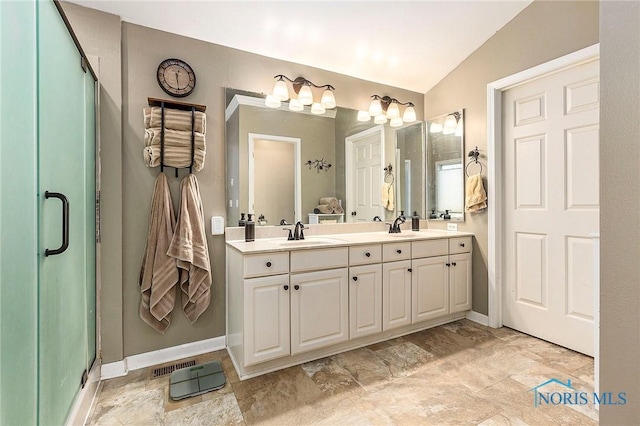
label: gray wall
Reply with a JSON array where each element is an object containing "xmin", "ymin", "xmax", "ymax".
[
  {"xmin": 599, "ymin": 1, "xmax": 640, "ymax": 423},
  {"xmin": 423, "ymin": 0, "xmax": 599, "ymax": 315}
]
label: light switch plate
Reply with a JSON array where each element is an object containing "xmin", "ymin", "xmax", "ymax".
[{"xmin": 447, "ymin": 223, "xmax": 458, "ymax": 231}]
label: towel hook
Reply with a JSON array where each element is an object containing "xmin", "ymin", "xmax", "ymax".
[
  {"xmin": 383, "ymin": 163, "xmax": 394, "ymax": 184},
  {"xmin": 465, "ymin": 146, "xmax": 483, "ymax": 176}
]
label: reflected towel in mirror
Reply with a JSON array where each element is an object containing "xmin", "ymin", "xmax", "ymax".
[{"xmin": 382, "ymin": 182, "xmax": 394, "ymax": 211}]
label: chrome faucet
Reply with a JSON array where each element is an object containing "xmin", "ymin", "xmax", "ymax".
[{"xmin": 293, "ymin": 221, "xmax": 306, "ymax": 240}]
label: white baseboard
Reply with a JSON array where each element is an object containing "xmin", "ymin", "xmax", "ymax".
[
  {"xmin": 466, "ymin": 310, "xmax": 490, "ymax": 326},
  {"xmin": 100, "ymin": 336, "xmax": 226, "ymax": 380},
  {"xmin": 66, "ymin": 361, "xmax": 102, "ymax": 425}
]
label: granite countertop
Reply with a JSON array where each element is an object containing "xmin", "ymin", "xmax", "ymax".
[{"xmin": 226, "ymin": 229, "xmax": 473, "ymax": 254}]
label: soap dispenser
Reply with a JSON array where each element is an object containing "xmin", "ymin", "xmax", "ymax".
[
  {"xmin": 412, "ymin": 211, "xmax": 420, "ymax": 231},
  {"xmin": 245, "ymin": 214, "xmax": 255, "ymax": 242},
  {"xmin": 238, "ymin": 212, "xmax": 246, "ymax": 227}
]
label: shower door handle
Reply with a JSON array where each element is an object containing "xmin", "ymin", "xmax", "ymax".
[{"xmin": 45, "ymin": 191, "xmax": 70, "ymax": 256}]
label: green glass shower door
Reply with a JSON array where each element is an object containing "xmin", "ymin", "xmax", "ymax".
[{"xmin": 37, "ymin": 1, "xmax": 96, "ymax": 424}]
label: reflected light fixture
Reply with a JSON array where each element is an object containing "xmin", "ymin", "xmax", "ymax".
[
  {"xmin": 360, "ymin": 95, "xmax": 416, "ymax": 127},
  {"xmin": 442, "ymin": 111, "xmax": 461, "ymax": 135},
  {"xmin": 266, "ymin": 75, "xmax": 336, "ymax": 114}
]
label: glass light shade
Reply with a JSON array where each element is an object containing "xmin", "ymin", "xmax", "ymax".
[
  {"xmin": 390, "ymin": 117, "xmax": 403, "ymax": 127},
  {"xmin": 289, "ymin": 98, "xmax": 304, "ymax": 112},
  {"xmin": 297, "ymin": 85, "xmax": 314, "ymax": 105},
  {"xmin": 430, "ymin": 122, "xmax": 443, "ymax": 133},
  {"xmin": 320, "ymin": 89, "xmax": 336, "ymax": 109},
  {"xmin": 310, "ymin": 102, "xmax": 326, "ymax": 115},
  {"xmin": 454, "ymin": 120, "xmax": 463, "ymax": 137},
  {"xmin": 368, "ymin": 99, "xmax": 383, "ymax": 116},
  {"xmin": 442, "ymin": 114, "xmax": 458, "ymax": 135},
  {"xmin": 265, "ymin": 94, "xmax": 281, "ymax": 108},
  {"xmin": 374, "ymin": 114, "xmax": 388, "ymax": 124},
  {"xmin": 357, "ymin": 110, "xmax": 371, "ymax": 122},
  {"xmin": 386, "ymin": 102, "xmax": 400, "ymax": 119},
  {"xmin": 272, "ymin": 79, "xmax": 290, "ymax": 101},
  {"xmin": 402, "ymin": 106, "xmax": 416, "ymax": 123}
]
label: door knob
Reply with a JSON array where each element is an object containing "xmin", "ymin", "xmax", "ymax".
[
  {"xmin": 365, "ymin": 252, "xmax": 371, "ymax": 257},
  {"xmin": 452, "ymin": 262, "xmax": 457, "ymax": 266},
  {"xmin": 284, "ymin": 285, "xmax": 289, "ymax": 290},
  {"xmin": 352, "ymin": 276, "xmax": 358, "ymax": 281},
  {"xmin": 266, "ymin": 261, "xmax": 272, "ymax": 267},
  {"xmin": 351, "ymin": 211, "xmax": 357, "ymax": 216},
  {"xmin": 44, "ymin": 191, "xmax": 70, "ymax": 257},
  {"xmin": 396, "ymin": 249, "xmax": 402, "ymax": 254},
  {"xmin": 408, "ymin": 268, "xmax": 413, "ymax": 273},
  {"xmin": 460, "ymin": 243, "xmax": 465, "ymax": 247},
  {"xmin": 446, "ymin": 263, "xmax": 451, "ymax": 267},
  {"xmin": 294, "ymin": 285, "xmax": 300, "ymax": 290}
]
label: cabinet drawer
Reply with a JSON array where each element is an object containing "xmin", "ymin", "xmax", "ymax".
[
  {"xmin": 349, "ymin": 244, "xmax": 382, "ymax": 265},
  {"xmin": 382, "ymin": 242, "xmax": 411, "ymax": 261},
  {"xmin": 291, "ymin": 247, "xmax": 349, "ymax": 273},
  {"xmin": 449, "ymin": 237, "xmax": 472, "ymax": 254},
  {"xmin": 412, "ymin": 239, "xmax": 448, "ymax": 258},
  {"xmin": 244, "ymin": 252, "xmax": 289, "ymax": 278}
]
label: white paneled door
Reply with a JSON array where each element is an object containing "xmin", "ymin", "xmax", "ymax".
[
  {"xmin": 502, "ymin": 59, "xmax": 599, "ymax": 356},
  {"xmin": 346, "ymin": 126, "xmax": 384, "ymax": 222}
]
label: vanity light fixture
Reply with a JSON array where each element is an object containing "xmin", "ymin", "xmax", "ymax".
[
  {"xmin": 305, "ymin": 158, "xmax": 332, "ymax": 173},
  {"xmin": 442, "ymin": 111, "xmax": 461, "ymax": 135},
  {"xmin": 267, "ymin": 75, "xmax": 336, "ymax": 114},
  {"xmin": 361, "ymin": 95, "xmax": 417, "ymax": 127}
]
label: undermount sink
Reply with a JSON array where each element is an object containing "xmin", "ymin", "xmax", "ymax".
[{"xmin": 277, "ymin": 237, "xmax": 345, "ymax": 247}]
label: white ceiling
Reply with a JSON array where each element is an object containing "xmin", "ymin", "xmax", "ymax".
[{"xmin": 70, "ymin": 0, "xmax": 532, "ymax": 94}]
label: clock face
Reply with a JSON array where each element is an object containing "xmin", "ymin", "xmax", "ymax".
[{"xmin": 157, "ymin": 58, "xmax": 196, "ymax": 98}]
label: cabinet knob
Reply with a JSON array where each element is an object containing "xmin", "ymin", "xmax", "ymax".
[
  {"xmin": 365, "ymin": 252, "xmax": 371, "ymax": 257},
  {"xmin": 294, "ymin": 285, "xmax": 300, "ymax": 290},
  {"xmin": 352, "ymin": 276, "xmax": 358, "ymax": 282},
  {"xmin": 460, "ymin": 243, "xmax": 465, "ymax": 247},
  {"xmin": 266, "ymin": 261, "xmax": 272, "ymax": 267},
  {"xmin": 283, "ymin": 285, "xmax": 289, "ymax": 290},
  {"xmin": 446, "ymin": 263, "xmax": 451, "ymax": 267},
  {"xmin": 408, "ymin": 268, "xmax": 413, "ymax": 273},
  {"xmin": 452, "ymin": 262, "xmax": 457, "ymax": 266},
  {"xmin": 396, "ymin": 249, "xmax": 402, "ymax": 254}
]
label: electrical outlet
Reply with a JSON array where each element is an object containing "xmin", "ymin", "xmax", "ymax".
[{"xmin": 447, "ymin": 223, "xmax": 458, "ymax": 231}]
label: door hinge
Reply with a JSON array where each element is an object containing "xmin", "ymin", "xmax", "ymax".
[{"xmin": 96, "ymin": 190, "xmax": 101, "ymax": 243}]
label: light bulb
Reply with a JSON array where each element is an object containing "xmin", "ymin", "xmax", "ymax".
[
  {"xmin": 386, "ymin": 102, "xmax": 400, "ymax": 119},
  {"xmin": 430, "ymin": 122, "xmax": 443, "ymax": 133},
  {"xmin": 320, "ymin": 89, "xmax": 336, "ymax": 109},
  {"xmin": 454, "ymin": 120, "xmax": 463, "ymax": 136},
  {"xmin": 369, "ymin": 98, "xmax": 383, "ymax": 116},
  {"xmin": 357, "ymin": 110, "xmax": 371, "ymax": 122},
  {"xmin": 265, "ymin": 94, "xmax": 281, "ymax": 108},
  {"xmin": 390, "ymin": 117, "xmax": 403, "ymax": 127},
  {"xmin": 298, "ymin": 85, "xmax": 313, "ymax": 105},
  {"xmin": 374, "ymin": 114, "xmax": 387, "ymax": 124},
  {"xmin": 442, "ymin": 114, "xmax": 458, "ymax": 135},
  {"xmin": 272, "ymin": 78, "xmax": 289, "ymax": 101},
  {"xmin": 289, "ymin": 98, "xmax": 304, "ymax": 112},
  {"xmin": 311, "ymin": 102, "xmax": 326, "ymax": 115},
  {"xmin": 402, "ymin": 106, "xmax": 416, "ymax": 123}
]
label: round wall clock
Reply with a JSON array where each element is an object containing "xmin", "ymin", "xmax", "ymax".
[{"xmin": 156, "ymin": 58, "xmax": 196, "ymax": 98}]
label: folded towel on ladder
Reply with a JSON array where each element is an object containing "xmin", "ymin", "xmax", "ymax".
[
  {"xmin": 167, "ymin": 174, "xmax": 212, "ymax": 324},
  {"xmin": 143, "ymin": 146, "xmax": 206, "ymax": 171},
  {"xmin": 143, "ymin": 107, "xmax": 206, "ymax": 133},
  {"xmin": 465, "ymin": 174, "xmax": 487, "ymax": 213},
  {"xmin": 144, "ymin": 128, "xmax": 206, "ymax": 151},
  {"xmin": 139, "ymin": 172, "xmax": 179, "ymax": 334}
]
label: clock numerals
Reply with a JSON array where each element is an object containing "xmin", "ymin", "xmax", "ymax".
[{"xmin": 156, "ymin": 58, "xmax": 196, "ymax": 98}]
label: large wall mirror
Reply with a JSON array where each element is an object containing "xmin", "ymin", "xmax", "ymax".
[
  {"xmin": 426, "ymin": 109, "xmax": 465, "ymax": 222},
  {"xmin": 225, "ymin": 88, "xmax": 425, "ymax": 226}
]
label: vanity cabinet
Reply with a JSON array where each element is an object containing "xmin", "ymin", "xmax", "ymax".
[
  {"xmin": 349, "ymin": 263, "xmax": 383, "ymax": 339},
  {"xmin": 449, "ymin": 253, "xmax": 472, "ymax": 313},
  {"xmin": 382, "ymin": 260, "xmax": 412, "ymax": 331},
  {"xmin": 411, "ymin": 256, "xmax": 449, "ymax": 322},
  {"xmin": 290, "ymin": 267, "xmax": 349, "ymax": 354}
]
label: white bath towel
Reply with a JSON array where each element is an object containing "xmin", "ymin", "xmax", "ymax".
[
  {"xmin": 382, "ymin": 182, "xmax": 394, "ymax": 211},
  {"xmin": 465, "ymin": 174, "xmax": 487, "ymax": 213},
  {"xmin": 167, "ymin": 174, "xmax": 212, "ymax": 324},
  {"xmin": 143, "ymin": 107, "xmax": 206, "ymax": 133},
  {"xmin": 139, "ymin": 173, "xmax": 179, "ymax": 334}
]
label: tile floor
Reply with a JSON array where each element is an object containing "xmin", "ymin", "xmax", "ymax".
[{"xmin": 87, "ymin": 319, "xmax": 597, "ymax": 425}]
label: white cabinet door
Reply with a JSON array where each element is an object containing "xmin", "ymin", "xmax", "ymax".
[
  {"xmin": 383, "ymin": 260, "xmax": 412, "ymax": 331},
  {"xmin": 412, "ymin": 256, "xmax": 449, "ymax": 323},
  {"xmin": 290, "ymin": 268, "xmax": 349, "ymax": 355},
  {"xmin": 349, "ymin": 264, "xmax": 382, "ymax": 339},
  {"xmin": 244, "ymin": 275, "xmax": 290, "ymax": 366},
  {"xmin": 449, "ymin": 253, "xmax": 472, "ymax": 313}
]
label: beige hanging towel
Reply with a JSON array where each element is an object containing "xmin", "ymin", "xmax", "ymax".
[
  {"xmin": 139, "ymin": 172, "xmax": 179, "ymax": 334},
  {"xmin": 167, "ymin": 174, "xmax": 212, "ymax": 324},
  {"xmin": 465, "ymin": 173, "xmax": 487, "ymax": 213}
]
